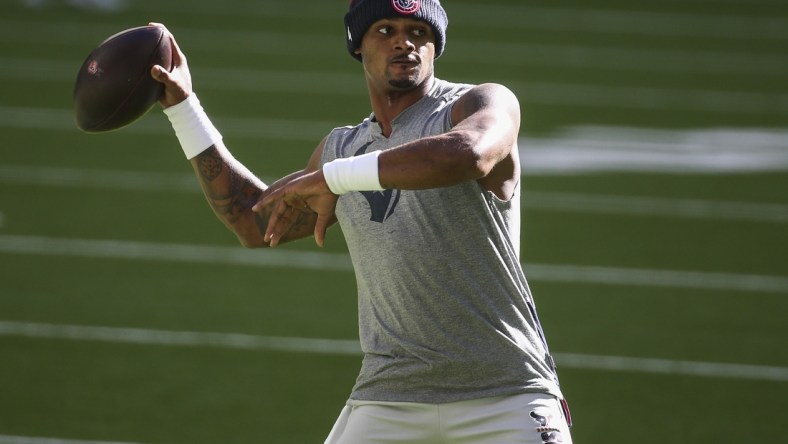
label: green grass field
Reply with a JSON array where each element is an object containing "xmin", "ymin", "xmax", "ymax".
[{"xmin": 1, "ymin": 0, "xmax": 787, "ymax": 442}]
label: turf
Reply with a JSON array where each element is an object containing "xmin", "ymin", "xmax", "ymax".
[{"xmin": 0, "ymin": 0, "xmax": 786, "ymax": 442}]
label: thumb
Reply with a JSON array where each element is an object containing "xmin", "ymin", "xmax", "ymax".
[
  {"xmin": 150, "ymin": 65, "xmax": 188, "ymax": 107},
  {"xmin": 150, "ymin": 65, "xmax": 168, "ymax": 82}
]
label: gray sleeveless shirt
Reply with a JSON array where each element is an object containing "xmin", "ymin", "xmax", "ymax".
[{"xmin": 322, "ymin": 78, "xmax": 563, "ymax": 403}]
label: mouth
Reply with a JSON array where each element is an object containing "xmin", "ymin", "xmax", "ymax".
[{"xmin": 390, "ymin": 55, "xmax": 420, "ymax": 67}]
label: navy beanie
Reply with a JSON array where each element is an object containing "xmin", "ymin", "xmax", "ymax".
[{"xmin": 345, "ymin": 0, "xmax": 448, "ymax": 62}]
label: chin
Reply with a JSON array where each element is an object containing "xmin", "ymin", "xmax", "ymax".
[
  {"xmin": 388, "ymin": 71, "xmax": 431, "ymax": 90},
  {"xmin": 388, "ymin": 78, "xmax": 419, "ymax": 89}
]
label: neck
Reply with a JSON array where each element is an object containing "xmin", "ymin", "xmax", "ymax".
[{"xmin": 367, "ymin": 76, "xmax": 434, "ymax": 137}]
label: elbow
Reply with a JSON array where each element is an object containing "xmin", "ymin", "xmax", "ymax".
[
  {"xmin": 470, "ymin": 155, "xmax": 497, "ymax": 179},
  {"xmin": 464, "ymin": 148, "xmax": 498, "ymax": 181},
  {"xmin": 451, "ymin": 131, "xmax": 499, "ymax": 180},
  {"xmin": 463, "ymin": 139, "xmax": 513, "ymax": 181}
]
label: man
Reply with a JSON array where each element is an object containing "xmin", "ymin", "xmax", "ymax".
[{"xmin": 151, "ymin": 0, "xmax": 572, "ymax": 442}]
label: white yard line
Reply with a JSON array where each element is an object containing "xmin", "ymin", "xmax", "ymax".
[
  {"xmin": 0, "ymin": 165, "xmax": 198, "ymax": 193},
  {"xmin": 521, "ymin": 126, "xmax": 788, "ymax": 173},
  {"xmin": 552, "ymin": 353, "xmax": 788, "ymax": 382},
  {"xmin": 0, "ymin": 234, "xmax": 353, "ymax": 272},
  {"xmin": 1, "ymin": 321, "xmax": 786, "ymax": 382},
  {"xmin": 2, "ymin": 164, "xmax": 787, "ymax": 222},
  {"xmin": 0, "ymin": 105, "xmax": 333, "ymax": 142},
  {"xmin": 0, "ymin": 321, "xmax": 361, "ymax": 356},
  {"xmin": 1, "ymin": 234, "xmax": 786, "ymax": 294}
]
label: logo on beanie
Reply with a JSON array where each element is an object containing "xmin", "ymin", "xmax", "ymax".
[{"xmin": 392, "ymin": 0, "xmax": 420, "ymax": 15}]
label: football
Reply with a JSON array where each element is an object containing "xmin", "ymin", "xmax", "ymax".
[{"xmin": 73, "ymin": 25, "xmax": 172, "ymax": 133}]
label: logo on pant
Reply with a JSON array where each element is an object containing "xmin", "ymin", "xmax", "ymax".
[{"xmin": 530, "ymin": 409, "xmax": 564, "ymax": 444}]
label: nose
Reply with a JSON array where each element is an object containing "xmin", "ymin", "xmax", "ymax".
[{"xmin": 393, "ymin": 30, "xmax": 416, "ymax": 52}]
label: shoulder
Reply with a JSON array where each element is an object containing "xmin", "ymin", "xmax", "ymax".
[
  {"xmin": 430, "ymin": 78, "xmax": 474, "ymax": 105},
  {"xmin": 456, "ymin": 84, "xmax": 519, "ymax": 114},
  {"xmin": 451, "ymin": 83, "xmax": 520, "ymax": 126},
  {"xmin": 320, "ymin": 120, "xmax": 371, "ymax": 163}
]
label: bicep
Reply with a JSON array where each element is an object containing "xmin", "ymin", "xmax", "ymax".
[
  {"xmin": 450, "ymin": 83, "xmax": 521, "ymax": 169},
  {"xmin": 451, "ymin": 83, "xmax": 521, "ymax": 131}
]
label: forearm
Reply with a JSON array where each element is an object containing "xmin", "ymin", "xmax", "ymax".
[
  {"xmin": 377, "ymin": 130, "xmax": 490, "ymax": 190},
  {"xmin": 191, "ymin": 146, "xmax": 320, "ymax": 247},
  {"xmin": 189, "ymin": 144, "xmax": 270, "ymax": 247}
]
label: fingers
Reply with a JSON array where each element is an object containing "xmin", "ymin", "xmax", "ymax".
[
  {"xmin": 252, "ymin": 170, "xmax": 336, "ymax": 247},
  {"xmin": 252, "ymin": 177, "xmax": 297, "ymax": 214},
  {"xmin": 148, "ymin": 22, "xmax": 180, "ymax": 64},
  {"xmin": 148, "ymin": 21, "xmax": 167, "ymax": 31},
  {"xmin": 253, "ymin": 184, "xmax": 291, "ymax": 247},
  {"xmin": 155, "ymin": 23, "xmax": 187, "ymax": 69},
  {"xmin": 314, "ymin": 213, "xmax": 332, "ymax": 248},
  {"xmin": 263, "ymin": 199, "xmax": 289, "ymax": 247},
  {"xmin": 150, "ymin": 64, "xmax": 169, "ymax": 82},
  {"xmin": 147, "ymin": 22, "xmax": 192, "ymax": 107},
  {"xmin": 148, "ymin": 24, "xmax": 170, "ymax": 78},
  {"xmin": 254, "ymin": 189, "xmax": 280, "ymax": 213},
  {"xmin": 264, "ymin": 198, "xmax": 309, "ymax": 247}
]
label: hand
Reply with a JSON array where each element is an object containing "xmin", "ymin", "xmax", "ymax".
[
  {"xmin": 148, "ymin": 22, "xmax": 192, "ymax": 107},
  {"xmin": 253, "ymin": 170, "xmax": 338, "ymax": 248}
]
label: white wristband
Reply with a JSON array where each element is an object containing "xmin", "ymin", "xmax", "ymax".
[
  {"xmin": 163, "ymin": 94, "xmax": 223, "ymax": 159},
  {"xmin": 323, "ymin": 150, "xmax": 384, "ymax": 195}
]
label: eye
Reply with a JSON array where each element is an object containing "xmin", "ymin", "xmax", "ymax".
[
  {"xmin": 412, "ymin": 28, "xmax": 427, "ymax": 37},
  {"xmin": 377, "ymin": 26, "xmax": 391, "ymax": 35}
]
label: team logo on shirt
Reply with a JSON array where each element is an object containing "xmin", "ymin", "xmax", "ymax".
[
  {"xmin": 362, "ymin": 188, "xmax": 400, "ymax": 223},
  {"xmin": 392, "ymin": 0, "xmax": 419, "ymax": 15}
]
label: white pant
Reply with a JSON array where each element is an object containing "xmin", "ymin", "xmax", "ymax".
[{"xmin": 325, "ymin": 393, "xmax": 573, "ymax": 444}]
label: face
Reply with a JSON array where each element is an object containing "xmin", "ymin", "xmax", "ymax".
[{"xmin": 356, "ymin": 18, "xmax": 436, "ymax": 92}]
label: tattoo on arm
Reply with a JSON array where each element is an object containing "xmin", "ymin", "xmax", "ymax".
[
  {"xmin": 193, "ymin": 148, "xmax": 319, "ymax": 243},
  {"xmin": 195, "ymin": 148, "xmax": 263, "ymax": 228},
  {"xmin": 198, "ymin": 149, "xmax": 223, "ymax": 181}
]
